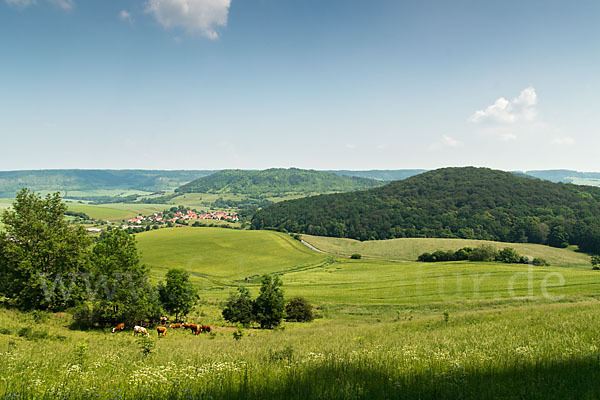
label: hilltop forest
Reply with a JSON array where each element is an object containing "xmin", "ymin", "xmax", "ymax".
[
  {"xmin": 251, "ymin": 167, "xmax": 600, "ymax": 254},
  {"xmin": 175, "ymin": 168, "xmax": 384, "ymax": 196}
]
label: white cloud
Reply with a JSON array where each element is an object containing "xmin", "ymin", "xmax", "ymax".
[
  {"xmin": 551, "ymin": 136, "xmax": 575, "ymax": 145},
  {"xmin": 146, "ymin": 0, "xmax": 231, "ymax": 39},
  {"xmin": 470, "ymin": 87, "xmax": 538, "ymax": 125},
  {"xmin": 4, "ymin": 0, "xmax": 37, "ymax": 8},
  {"xmin": 49, "ymin": 0, "xmax": 74, "ymax": 9},
  {"xmin": 119, "ymin": 9, "xmax": 133, "ymax": 23},
  {"xmin": 345, "ymin": 143, "xmax": 356, "ymax": 150},
  {"xmin": 441, "ymin": 135, "xmax": 463, "ymax": 147},
  {"xmin": 429, "ymin": 135, "xmax": 463, "ymax": 151}
]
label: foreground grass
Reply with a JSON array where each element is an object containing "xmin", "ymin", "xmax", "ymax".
[
  {"xmin": 1, "ymin": 300, "xmax": 600, "ymax": 399},
  {"xmin": 302, "ymin": 235, "xmax": 591, "ymax": 267}
]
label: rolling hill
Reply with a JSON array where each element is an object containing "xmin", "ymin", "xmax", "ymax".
[
  {"xmin": 175, "ymin": 168, "xmax": 385, "ymax": 196},
  {"xmin": 251, "ymin": 167, "xmax": 600, "ymax": 253},
  {"xmin": 0, "ymin": 170, "xmax": 215, "ymax": 198}
]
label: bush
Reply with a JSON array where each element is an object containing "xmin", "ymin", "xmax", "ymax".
[
  {"xmin": 222, "ymin": 287, "xmax": 254, "ymax": 327},
  {"xmin": 285, "ymin": 297, "xmax": 314, "ymax": 322},
  {"xmin": 496, "ymin": 248, "xmax": 522, "ymax": 264},
  {"xmin": 137, "ymin": 336, "xmax": 155, "ymax": 357},
  {"xmin": 533, "ymin": 258, "xmax": 550, "ymax": 266},
  {"xmin": 17, "ymin": 326, "xmax": 50, "ymax": 341},
  {"xmin": 350, "ymin": 253, "xmax": 362, "ymax": 259},
  {"xmin": 468, "ymin": 245, "xmax": 498, "ymax": 262}
]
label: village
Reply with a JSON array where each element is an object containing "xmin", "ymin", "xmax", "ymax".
[{"xmin": 126, "ymin": 208, "xmax": 239, "ymax": 226}]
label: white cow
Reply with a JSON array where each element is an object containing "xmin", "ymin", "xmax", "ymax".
[{"xmin": 133, "ymin": 325, "xmax": 149, "ymax": 337}]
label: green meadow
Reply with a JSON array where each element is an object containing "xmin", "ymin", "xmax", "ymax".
[
  {"xmin": 2, "ymin": 227, "xmax": 600, "ymax": 399},
  {"xmin": 302, "ymin": 235, "xmax": 591, "ymax": 267},
  {"xmin": 66, "ymin": 203, "xmax": 170, "ymax": 222}
]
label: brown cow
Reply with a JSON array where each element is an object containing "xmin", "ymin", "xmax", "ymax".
[
  {"xmin": 157, "ymin": 326, "xmax": 167, "ymax": 337},
  {"xmin": 200, "ymin": 325, "xmax": 212, "ymax": 333},
  {"xmin": 169, "ymin": 323, "xmax": 182, "ymax": 329},
  {"xmin": 159, "ymin": 316, "xmax": 168, "ymax": 325},
  {"xmin": 112, "ymin": 323, "xmax": 125, "ymax": 333}
]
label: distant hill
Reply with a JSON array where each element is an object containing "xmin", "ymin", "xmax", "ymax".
[
  {"xmin": 175, "ymin": 168, "xmax": 385, "ymax": 196},
  {"xmin": 523, "ymin": 170, "xmax": 600, "ymax": 186},
  {"xmin": 0, "ymin": 170, "xmax": 214, "ymax": 198},
  {"xmin": 251, "ymin": 167, "xmax": 600, "ymax": 254},
  {"xmin": 328, "ymin": 169, "xmax": 427, "ymax": 181}
]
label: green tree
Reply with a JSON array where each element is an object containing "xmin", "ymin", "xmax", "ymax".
[
  {"xmin": 87, "ymin": 229, "xmax": 161, "ymax": 325},
  {"xmin": 591, "ymin": 256, "xmax": 600, "ymax": 269},
  {"xmin": 222, "ymin": 286, "xmax": 254, "ymax": 327},
  {"xmin": 496, "ymin": 248, "xmax": 521, "ymax": 264},
  {"xmin": 468, "ymin": 245, "xmax": 498, "ymax": 262},
  {"xmin": 0, "ymin": 189, "xmax": 90, "ymax": 311},
  {"xmin": 548, "ymin": 226, "xmax": 569, "ymax": 248},
  {"xmin": 253, "ymin": 275, "xmax": 285, "ymax": 329},
  {"xmin": 158, "ymin": 268, "xmax": 197, "ymax": 321},
  {"xmin": 285, "ymin": 297, "xmax": 314, "ymax": 322}
]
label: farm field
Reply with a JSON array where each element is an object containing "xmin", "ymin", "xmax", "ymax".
[
  {"xmin": 137, "ymin": 228, "xmax": 599, "ymax": 308},
  {"xmin": 66, "ymin": 203, "xmax": 170, "ymax": 222},
  {"xmin": 302, "ymin": 235, "xmax": 591, "ymax": 267}
]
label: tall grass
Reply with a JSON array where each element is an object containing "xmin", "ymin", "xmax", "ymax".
[{"xmin": 1, "ymin": 300, "xmax": 600, "ymax": 399}]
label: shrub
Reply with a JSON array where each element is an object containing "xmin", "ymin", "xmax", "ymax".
[
  {"xmin": 350, "ymin": 253, "xmax": 362, "ymax": 259},
  {"xmin": 222, "ymin": 287, "xmax": 254, "ymax": 327},
  {"xmin": 496, "ymin": 248, "xmax": 522, "ymax": 264},
  {"xmin": 233, "ymin": 324, "xmax": 244, "ymax": 341},
  {"xmin": 17, "ymin": 326, "xmax": 50, "ymax": 341},
  {"xmin": 468, "ymin": 245, "xmax": 498, "ymax": 262},
  {"xmin": 137, "ymin": 336, "xmax": 155, "ymax": 357},
  {"xmin": 285, "ymin": 297, "xmax": 314, "ymax": 322},
  {"xmin": 533, "ymin": 258, "xmax": 550, "ymax": 266}
]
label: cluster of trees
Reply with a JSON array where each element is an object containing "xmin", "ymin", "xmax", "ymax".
[
  {"xmin": 0, "ymin": 189, "xmax": 198, "ymax": 328},
  {"xmin": 222, "ymin": 276, "xmax": 313, "ymax": 329},
  {"xmin": 418, "ymin": 245, "xmax": 550, "ymax": 266},
  {"xmin": 251, "ymin": 168, "xmax": 600, "ymax": 255}
]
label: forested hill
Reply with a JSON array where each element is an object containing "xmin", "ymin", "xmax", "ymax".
[
  {"xmin": 175, "ymin": 168, "xmax": 385, "ymax": 195},
  {"xmin": 0, "ymin": 170, "xmax": 214, "ymax": 197},
  {"xmin": 251, "ymin": 167, "xmax": 600, "ymax": 254}
]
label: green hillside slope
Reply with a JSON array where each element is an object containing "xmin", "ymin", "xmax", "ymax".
[
  {"xmin": 302, "ymin": 235, "xmax": 591, "ymax": 267},
  {"xmin": 175, "ymin": 168, "xmax": 384, "ymax": 195},
  {"xmin": 252, "ymin": 167, "xmax": 600, "ymax": 253}
]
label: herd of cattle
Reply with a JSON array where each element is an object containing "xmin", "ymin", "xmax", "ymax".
[{"xmin": 111, "ymin": 317, "xmax": 212, "ymax": 337}]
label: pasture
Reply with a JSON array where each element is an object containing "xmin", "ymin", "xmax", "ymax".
[
  {"xmin": 66, "ymin": 203, "xmax": 170, "ymax": 222},
  {"xmin": 302, "ymin": 235, "xmax": 591, "ymax": 267},
  {"xmin": 2, "ymin": 227, "xmax": 600, "ymax": 399}
]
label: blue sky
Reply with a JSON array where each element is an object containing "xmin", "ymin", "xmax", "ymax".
[{"xmin": 1, "ymin": 0, "xmax": 598, "ymax": 171}]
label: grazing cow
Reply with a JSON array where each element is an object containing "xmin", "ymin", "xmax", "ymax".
[
  {"xmin": 200, "ymin": 325, "xmax": 212, "ymax": 333},
  {"xmin": 160, "ymin": 316, "xmax": 168, "ymax": 325},
  {"xmin": 169, "ymin": 323, "xmax": 182, "ymax": 329},
  {"xmin": 112, "ymin": 323, "xmax": 125, "ymax": 333},
  {"xmin": 157, "ymin": 326, "xmax": 167, "ymax": 337},
  {"xmin": 133, "ymin": 325, "xmax": 149, "ymax": 337}
]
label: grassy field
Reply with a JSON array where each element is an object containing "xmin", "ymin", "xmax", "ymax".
[
  {"xmin": 302, "ymin": 235, "xmax": 591, "ymax": 267},
  {"xmin": 66, "ymin": 203, "xmax": 170, "ymax": 222},
  {"xmin": 2, "ymin": 228, "xmax": 600, "ymax": 399}
]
